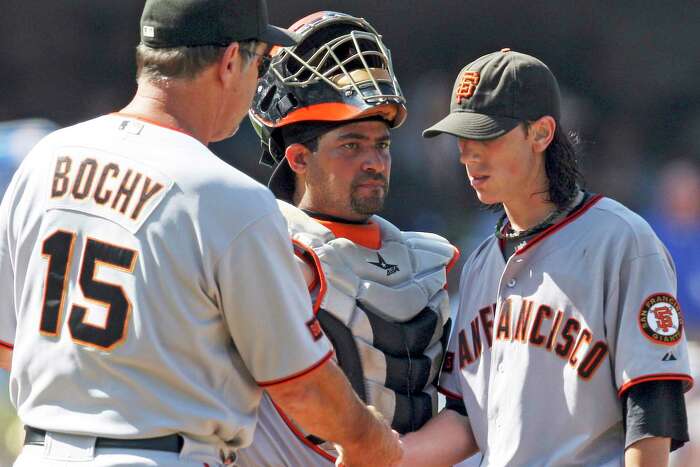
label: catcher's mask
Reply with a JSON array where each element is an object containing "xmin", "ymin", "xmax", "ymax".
[{"xmin": 248, "ymin": 11, "xmax": 407, "ymax": 202}]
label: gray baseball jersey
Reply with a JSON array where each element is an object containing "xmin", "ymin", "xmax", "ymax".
[
  {"xmin": 0, "ymin": 114, "xmax": 332, "ymax": 461},
  {"xmin": 439, "ymin": 194, "xmax": 693, "ymax": 466}
]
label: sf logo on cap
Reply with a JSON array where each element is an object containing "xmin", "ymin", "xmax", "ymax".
[{"xmin": 455, "ymin": 71, "xmax": 480, "ymax": 104}]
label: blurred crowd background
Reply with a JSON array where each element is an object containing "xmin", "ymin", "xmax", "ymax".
[{"xmin": 1, "ymin": 1, "xmax": 699, "ymax": 465}]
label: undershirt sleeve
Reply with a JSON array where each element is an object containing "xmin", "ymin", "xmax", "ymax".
[
  {"xmin": 444, "ymin": 396, "xmax": 468, "ymax": 417},
  {"xmin": 622, "ymin": 380, "xmax": 689, "ymax": 451}
]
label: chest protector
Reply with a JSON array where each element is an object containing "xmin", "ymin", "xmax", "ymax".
[{"xmin": 279, "ymin": 201, "xmax": 457, "ymax": 434}]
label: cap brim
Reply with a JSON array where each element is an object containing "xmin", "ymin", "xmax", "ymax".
[
  {"xmin": 268, "ymin": 159, "xmax": 296, "ymax": 202},
  {"xmin": 422, "ymin": 111, "xmax": 521, "ymax": 140},
  {"xmin": 257, "ymin": 25, "xmax": 300, "ymax": 47}
]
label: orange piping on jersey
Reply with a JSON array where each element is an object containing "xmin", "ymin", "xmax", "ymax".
[
  {"xmin": 269, "ymin": 397, "xmax": 338, "ymax": 462},
  {"xmin": 316, "ymin": 219, "xmax": 382, "ymax": 250},
  {"xmin": 446, "ymin": 246, "xmax": 461, "ymax": 273},
  {"xmin": 617, "ymin": 373, "xmax": 694, "ymax": 398},
  {"xmin": 292, "ymin": 239, "xmax": 328, "ymax": 314},
  {"xmin": 0, "ymin": 339, "xmax": 13, "ymax": 350},
  {"xmin": 437, "ymin": 385, "xmax": 462, "ymax": 400},
  {"xmin": 110, "ymin": 112, "xmax": 194, "ymax": 137},
  {"xmin": 444, "ymin": 246, "xmax": 461, "ymax": 290},
  {"xmin": 293, "ymin": 245, "xmax": 319, "ymax": 292},
  {"xmin": 257, "ymin": 349, "xmax": 334, "ymax": 388},
  {"xmin": 515, "ymin": 194, "xmax": 604, "ymax": 256}
]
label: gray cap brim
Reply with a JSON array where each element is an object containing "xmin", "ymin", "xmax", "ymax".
[
  {"xmin": 257, "ymin": 24, "xmax": 299, "ymax": 47},
  {"xmin": 422, "ymin": 111, "xmax": 521, "ymax": 140}
]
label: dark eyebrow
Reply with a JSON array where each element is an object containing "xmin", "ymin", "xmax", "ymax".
[{"xmin": 336, "ymin": 132, "xmax": 391, "ymax": 142}]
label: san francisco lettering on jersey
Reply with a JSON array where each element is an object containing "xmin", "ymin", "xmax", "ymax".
[{"xmin": 456, "ymin": 299, "xmax": 608, "ymax": 380}]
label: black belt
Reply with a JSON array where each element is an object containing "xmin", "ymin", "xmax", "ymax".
[{"xmin": 24, "ymin": 426, "xmax": 183, "ymax": 453}]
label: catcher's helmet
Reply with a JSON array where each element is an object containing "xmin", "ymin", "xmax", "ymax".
[{"xmin": 249, "ymin": 11, "xmax": 407, "ymax": 201}]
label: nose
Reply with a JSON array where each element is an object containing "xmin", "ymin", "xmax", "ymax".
[
  {"xmin": 362, "ymin": 147, "xmax": 389, "ymax": 173},
  {"xmin": 457, "ymin": 138, "xmax": 480, "ymax": 163}
]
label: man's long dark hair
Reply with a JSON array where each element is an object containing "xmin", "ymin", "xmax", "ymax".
[{"xmin": 542, "ymin": 123, "xmax": 584, "ymax": 208}]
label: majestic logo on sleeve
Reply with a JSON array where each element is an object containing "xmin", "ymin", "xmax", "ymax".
[
  {"xmin": 368, "ymin": 253, "xmax": 400, "ymax": 276},
  {"xmin": 639, "ymin": 294, "xmax": 683, "ymax": 346}
]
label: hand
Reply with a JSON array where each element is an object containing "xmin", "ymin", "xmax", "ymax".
[
  {"xmin": 335, "ymin": 436, "xmax": 403, "ymax": 467},
  {"xmin": 335, "ymin": 406, "xmax": 403, "ymax": 467}
]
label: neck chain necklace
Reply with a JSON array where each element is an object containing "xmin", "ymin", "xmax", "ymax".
[{"xmin": 495, "ymin": 191, "xmax": 584, "ymax": 240}]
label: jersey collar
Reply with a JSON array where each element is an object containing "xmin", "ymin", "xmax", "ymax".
[
  {"xmin": 314, "ymin": 219, "xmax": 382, "ymax": 250},
  {"xmin": 508, "ymin": 194, "xmax": 604, "ymax": 256},
  {"xmin": 110, "ymin": 112, "xmax": 194, "ymax": 137}
]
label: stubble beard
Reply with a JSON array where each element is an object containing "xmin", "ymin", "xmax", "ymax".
[{"xmin": 350, "ymin": 175, "xmax": 389, "ymax": 216}]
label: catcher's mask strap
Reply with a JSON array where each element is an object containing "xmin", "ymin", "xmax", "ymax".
[{"xmin": 259, "ymin": 145, "xmax": 278, "ymax": 168}]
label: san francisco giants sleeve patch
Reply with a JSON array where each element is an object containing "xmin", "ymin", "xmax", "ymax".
[
  {"xmin": 638, "ymin": 293, "xmax": 683, "ymax": 346},
  {"xmin": 306, "ymin": 317, "xmax": 324, "ymax": 341}
]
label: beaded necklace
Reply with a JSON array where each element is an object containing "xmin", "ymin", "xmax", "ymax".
[{"xmin": 495, "ymin": 191, "xmax": 584, "ymax": 240}]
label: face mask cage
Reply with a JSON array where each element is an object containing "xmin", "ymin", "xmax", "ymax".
[{"xmin": 269, "ymin": 25, "xmax": 405, "ymax": 107}]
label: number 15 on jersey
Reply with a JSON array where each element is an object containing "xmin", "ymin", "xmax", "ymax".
[{"xmin": 40, "ymin": 229, "xmax": 138, "ymax": 350}]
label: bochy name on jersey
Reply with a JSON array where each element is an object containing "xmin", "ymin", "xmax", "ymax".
[
  {"xmin": 46, "ymin": 148, "xmax": 173, "ymax": 233},
  {"xmin": 449, "ymin": 299, "xmax": 607, "ymax": 381}
]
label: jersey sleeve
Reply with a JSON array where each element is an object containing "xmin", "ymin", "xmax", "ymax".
[
  {"xmin": 610, "ymin": 243, "xmax": 693, "ymax": 397},
  {"xmin": 216, "ymin": 210, "xmax": 333, "ymax": 385},
  {"xmin": 0, "ymin": 175, "xmax": 17, "ymax": 350}
]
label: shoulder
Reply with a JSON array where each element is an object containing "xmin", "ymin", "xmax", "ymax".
[
  {"xmin": 465, "ymin": 234, "xmax": 498, "ymax": 266},
  {"xmin": 372, "ymin": 216, "xmax": 460, "ymax": 269},
  {"xmin": 583, "ymin": 196, "xmax": 665, "ymax": 256},
  {"xmin": 276, "ymin": 200, "xmax": 333, "ymax": 246}
]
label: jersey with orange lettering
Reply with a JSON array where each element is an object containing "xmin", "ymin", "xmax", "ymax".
[
  {"xmin": 0, "ymin": 114, "xmax": 332, "ymax": 465},
  {"xmin": 438, "ymin": 193, "xmax": 693, "ymax": 466}
]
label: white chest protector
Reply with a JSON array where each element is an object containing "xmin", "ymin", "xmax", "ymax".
[{"xmin": 278, "ymin": 201, "xmax": 457, "ymax": 434}]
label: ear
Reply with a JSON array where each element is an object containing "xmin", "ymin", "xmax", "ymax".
[
  {"xmin": 285, "ymin": 143, "xmax": 312, "ymax": 175},
  {"xmin": 530, "ymin": 116, "xmax": 556, "ymax": 153},
  {"xmin": 217, "ymin": 42, "xmax": 242, "ymax": 87}
]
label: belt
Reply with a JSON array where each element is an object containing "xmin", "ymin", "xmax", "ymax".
[{"xmin": 24, "ymin": 426, "xmax": 184, "ymax": 453}]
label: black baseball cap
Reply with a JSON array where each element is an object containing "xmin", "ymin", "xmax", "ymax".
[
  {"xmin": 423, "ymin": 49, "xmax": 560, "ymax": 140},
  {"xmin": 140, "ymin": 0, "xmax": 299, "ymax": 48}
]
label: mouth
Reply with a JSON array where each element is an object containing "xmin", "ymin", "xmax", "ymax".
[
  {"xmin": 469, "ymin": 175, "xmax": 489, "ymax": 187},
  {"xmin": 353, "ymin": 176, "xmax": 388, "ymax": 190},
  {"xmin": 356, "ymin": 182, "xmax": 386, "ymax": 188}
]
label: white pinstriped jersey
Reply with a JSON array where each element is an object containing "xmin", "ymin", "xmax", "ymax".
[
  {"xmin": 439, "ymin": 195, "xmax": 693, "ymax": 466},
  {"xmin": 0, "ymin": 115, "xmax": 332, "ymax": 455}
]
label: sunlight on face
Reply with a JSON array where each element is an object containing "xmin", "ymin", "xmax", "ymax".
[
  {"xmin": 304, "ymin": 120, "xmax": 392, "ymax": 220},
  {"xmin": 457, "ymin": 124, "xmax": 543, "ymax": 206}
]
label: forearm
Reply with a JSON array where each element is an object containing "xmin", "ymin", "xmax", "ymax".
[
  {"xmin": 266, "ymin": 360, "xmax": 399, "ymax": 462},
  {"xmin": 400, "ymin": 409, "xmax": 477, "ymax": 467},
  {"xmin": 0, "ymin": 347, "xmax": 11, "ymax": 371},
  {"xmin": 625, "ymin": 436, "xmax": 670, "ymax": 467}
]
